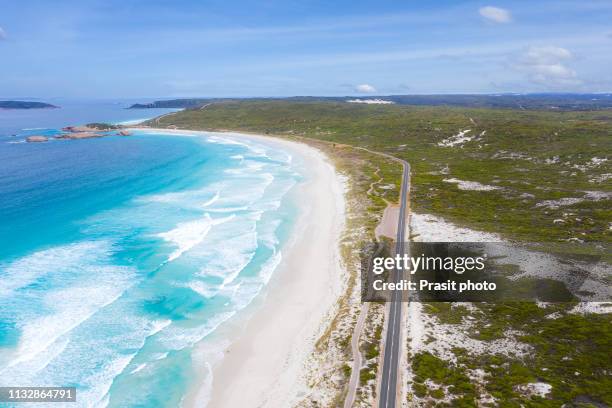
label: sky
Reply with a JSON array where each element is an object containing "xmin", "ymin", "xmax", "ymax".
[{"xmin": 1, "ymin": 0, "xmax": 611, "ymax": 98}]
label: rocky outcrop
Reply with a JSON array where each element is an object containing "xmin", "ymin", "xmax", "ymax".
[
  {"xmin": 55, "ymin": 132, "xmax": 103, "ymax": 140},
  {"xmin": 26, "ymin": 135, "xmax": 49, "ymax": 143},
  {"xmin": 46, "ymin": 123, "xmax": 130, "ymax": 142}
]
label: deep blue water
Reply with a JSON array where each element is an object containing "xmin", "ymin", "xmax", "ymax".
[{"xmin": 0, "ymin": 102, "xmax": 303, "ymax": 406}]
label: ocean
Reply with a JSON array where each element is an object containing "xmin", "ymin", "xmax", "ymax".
[{"xmin": 0, "ymin": 101, "xmax": 304, "ymax": 406}]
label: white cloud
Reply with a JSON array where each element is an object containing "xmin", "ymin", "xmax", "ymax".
[
  {"xmin": 355, "ymin": 84, "xmax": 377, "ymax": 93},
  {"xmin": 0, "ymin": 27, "xmax": 6, "ymax": 40},
  {"xmin": 523, "ymin": 46, "xmax": 572, "ymax": 64},
  {"xmin": 515, "ymin": 46, "xmax": 582, "ymax": 88},
  {"xmin": 479, "ymin": 6, "xmax": 512, "ymax": 23}
]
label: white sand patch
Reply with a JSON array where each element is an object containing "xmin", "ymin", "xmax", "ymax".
[
  {"xmin": 410, "ymin": 212, "xmax": 501, "ymax": 242},
  {"xmin": 437, "ymin": 129, "xmax": 473, "ymax": 147},
  {"xmin": 346, "ymin": 99, "xmax": 395, "ymax": 104},
  {"xmin": 584, "ymin": 190, "xmax": 612, "ymax": 200},
  {"xmin": 492, "ymin": 151, "xmax": 534, "ymax": 161},
  {"xmin": 411, "ymin": 212, "xmax": 610, "ymax": 300},
  {"xmin": 573, "ymin": 157, "xmax": 608, "ymax": 172},
  {"xmin": 516, "ymin": 382, "xmax": 552, "ymax": 398},
  {"xmin": 589, "ymin": 173, "xmax": 612, "ymax": 183},
  {"xmin": 443, "ymin": 178, "xmax": 501, "ymax": 191},
  {"xmin": 569, "ymin": 302, "xmax": 612, "ymax": 315},
  {"xmin": 411, "ymin": 304, "xmax": 532, "ymax": 363},
  {"xmin": 407, "ymin": 302, "xmax": 425, "ymax": 351},
  {"xmin": 545, "ymin": 156, "xmax": 560, "ymax": 164},
  {"xmin": 536, "ymin": 191, "xmax": 610, "ymax": 209},
  {"xmin": 535, "ymin": 197, "xmax": 584, "ymax": 208}
]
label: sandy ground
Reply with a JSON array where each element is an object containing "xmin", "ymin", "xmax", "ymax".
[
  {"xmin": 132, "ymin": 128, "xmax": 347, "ymax": 408},
  {"xmin": 375, "ymin": 205, "xmax": 399, "ymax": 239}
]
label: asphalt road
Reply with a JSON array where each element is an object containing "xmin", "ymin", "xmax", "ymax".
[{"xmin": 378, "ymin": 158, "xmax": 410, "ymax": 408}]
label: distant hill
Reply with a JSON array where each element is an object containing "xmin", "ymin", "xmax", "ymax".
[
  {"xmin": 378, "ymin": 93, "xmax": 612, "ymax": 110},
  {"xmin": 129, "ymin": 94, "xmax": 612, "ymax": 111},
  {"xmin": 129, "ymin": 99, "xmax": 213, "ymax": 109},
  {"xmin": 0, "ymin": 100, "xmax": 58, "ymax": 109}
]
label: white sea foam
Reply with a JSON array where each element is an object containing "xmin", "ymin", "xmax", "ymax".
[
  {"xmin": 143, "ymin": 187, "xmax": 216, "ymax": 206},
  {"xmin": 130, "ymin": 363, "xmax": 147, "ymax": 374},
  {"xmin": 202, "ymin": 191, "xmax": 220, "ymax": 208},
  {"xmin": 157, "ymin": 311, "xmax": 237, "ymax": 350},
  {"xmin": 0, "ymin": 241, "xmax": 116, "ymax": 298},
  {"xmin": 207, "ymin": 134, "xmax": 269, "ymax": 158},
  {"xmin": 259, "ymin": 219, "xmax": 282, "ymax": 249},
  {"xmin": 2, "ymin": 273, "xmax": 133, "ymax": 372},
  {"xmin": 188, "ymin": 280, "xmax": 217, "ymax": 299},
  {"xmin": 82, "ymin": 353, "xmax": 136, "ymax": 408},
  {"xmin": 152, "ymin": 352, "xmax": 169, "ymax": 361},
  {"xmin": 196, "ymin": 229, "xmax": 257, "ymax": 284},
  {"xmin": 257, "ymin": 250, "xmax": 282, "ymax": 284},
  {"xmin": 148, "ymin": 319, "xmax": 172, "ymax": 337},
  {"xmin": 206, "ymin": 205, "xmax": 249, "ymax": 213},
  {"xmin": 219, "ymin": 252, "xmax": 282, "ymax": 311},
  {"xmin": 0, "ymin": 337, "xmax": 69, "ymax": 382},
  {"xmin": 158, "ymin": 214, "xmax": 235, "ymax": 262}
]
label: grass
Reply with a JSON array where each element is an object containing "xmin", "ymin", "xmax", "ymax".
[
  {"xmin": 422, "ymin": 303, "xmax": 468, "ymax": 325},
  {"xmin": 359, "ymin": 367, "xmax": 377, "ymax": 385},
  {"xmin": 411, "ymin": 351, "xmax": 477, "ymax": 405}
]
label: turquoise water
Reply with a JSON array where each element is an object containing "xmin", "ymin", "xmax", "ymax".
[{"xmin": 0, "ymin": 122, "xmax": 303, "ymax": 406}]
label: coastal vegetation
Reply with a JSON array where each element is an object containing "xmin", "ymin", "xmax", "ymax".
[{"xmin": 84, "ymin": 122, "xmax": 122, "ymax": 130}]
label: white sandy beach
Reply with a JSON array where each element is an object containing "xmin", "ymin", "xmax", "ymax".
[{"xmin": 133, "ymin": 128, "xmax": 346, "ymax": 408}]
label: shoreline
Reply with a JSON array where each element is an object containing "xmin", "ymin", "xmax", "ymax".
[{"xmin": 131, "ymin": 127, "xmax": 347, "ymax": 407}]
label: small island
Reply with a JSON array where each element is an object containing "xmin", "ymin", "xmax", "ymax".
[
  {"xmin": 25, "ymin": 123, "xmax": 131, "ymax": 142},
  {"xmin": 56, "ymin": 123, "xmax": 131, "ymax": 139},
  {"xmin": 0, "ymin": 100, "xmax": 59, "ymax": 109}
]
